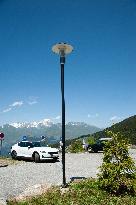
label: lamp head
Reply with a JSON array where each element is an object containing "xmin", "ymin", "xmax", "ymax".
[{"xmin": 52, "ymin": 42, "xmax": 73, "ymax": 57}]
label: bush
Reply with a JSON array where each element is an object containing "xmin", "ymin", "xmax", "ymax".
[
  {"xmin": 98, "ymin": 130, "xmax": 136, "ymax": 195},
  {"xmin": 87, "ymin": 136, "xmax": 96, "ymax": 146},
  {"xmin": 67, "ymin": 140, "xmax": 84, "ymax": 153}
]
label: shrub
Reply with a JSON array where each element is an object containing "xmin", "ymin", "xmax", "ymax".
[
  {"xmin": 68, "ymin": 140, "xmax": 84, "ymax": 153},
  {"xmin": 98, "ymin": 130, "xmax": 136, "ymax": 195},
  {"xmin": 87, "ymin": 136, "xmax": 96, "ymax": 146}
]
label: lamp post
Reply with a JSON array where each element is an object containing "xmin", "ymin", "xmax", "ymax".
[{"xmin": 52, "ymin": 43, "xmax": 73, "ymax": 187}]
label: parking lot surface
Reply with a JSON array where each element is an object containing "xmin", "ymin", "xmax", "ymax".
[{"xmin": 0, "ymin": 150, "xmax": 136, "ymax": 204}]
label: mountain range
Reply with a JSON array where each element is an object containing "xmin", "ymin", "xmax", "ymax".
[
  {"xmin": 0, "ymin": 119, "xmax": 101, "ymax": 155},
  {"xmin": 1, "ymin": 115, "xmax": 136, "ymax": 156},
  {"xmin": 9, "ymin": 119, "xmax": 53, "ymax": 128}
]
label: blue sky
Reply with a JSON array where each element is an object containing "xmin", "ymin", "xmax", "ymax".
[{"xmin": 0, "ymin": 0, "xmax": 136, "ymax": 128}]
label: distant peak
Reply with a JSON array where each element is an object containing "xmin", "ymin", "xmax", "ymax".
[{"xmin": 10, "ymin": 119, "xmax": 53, "ymax": 128}]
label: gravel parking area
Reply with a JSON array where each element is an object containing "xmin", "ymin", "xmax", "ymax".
[{"xmin": 0, "ymin": 149, "xmax": 136, "ymax": 204}]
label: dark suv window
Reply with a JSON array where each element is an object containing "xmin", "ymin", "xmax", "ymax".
[
  {"xmin": 25, "ymin": 142, "xmax": 33, "ymax": 147},
  {"xmin": 32, "ymin": 142, "xmax": 41, "ymax": 147},
  {"xmin": 18, "ymin": 142, "xmax": 25, "ymax": 147},
  {"xmin": 18, "ymin": 142, "xmax": 33, "ymax": 147}
]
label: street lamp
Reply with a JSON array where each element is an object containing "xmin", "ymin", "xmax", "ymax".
[{"xmin": 52, "ymin": 42, "xmax": 73, "ymax": 187}]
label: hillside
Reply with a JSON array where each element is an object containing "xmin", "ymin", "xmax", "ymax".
[{"xmin": 78, "ymin": 115, "xmax": 136, "ymax": 145}]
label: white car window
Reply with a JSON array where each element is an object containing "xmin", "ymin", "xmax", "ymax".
[{"xmin": 18, "ymin": 142, "xmax": 25, "ymax": 147}]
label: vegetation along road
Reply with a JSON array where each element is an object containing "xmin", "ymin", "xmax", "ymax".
[{"xmin": 0, "ymin": 150, "xmax": 136, "ymax": 204}]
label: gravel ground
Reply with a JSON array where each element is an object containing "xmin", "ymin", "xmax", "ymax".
[{"xmin": 0, "ymin": 149, "xmax": 136, "ymax": 204}]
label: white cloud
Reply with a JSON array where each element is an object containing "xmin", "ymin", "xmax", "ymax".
[
  {"xmin": 28, "ymin": 100, "xmax": 38, "ymax": 105},
  {"xmin": 54, "ymin": 115, "xmax": 61, "ymax": 120},
  {"xmin": 1, "ymin": 100, "xmax": 23, "ymax": 114},
  {"xmin": 10, "ymin": 101, "xmax": 23, "ymax": 107},
  {"xmin": 88, "ymin": 113, "xmax": 99, "ymax": 118},
  {"xmin": 2, "ymin": 108, "xmax": 12, "ymax": 113},
  {"xmin": 110, "ymin": 116, "xmax": 121, "ymax": 122},
  {"xmin": 27, "ymin": 96, "xmax": 38, "ymax": 105}
]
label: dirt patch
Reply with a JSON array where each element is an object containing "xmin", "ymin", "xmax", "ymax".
[
  {"xmin": 0, "ymin": 159, "xmax": 9, "ymax": 167},
  {"xmin": 0, "ymin": 158, "xmax": 21, "ymax": 167},
  {"xmin": 8, "ymin": 183, "xmax": 52, "ymax": 203},
  {"xmin": 0, "ymin": 162, "xmax": 8, "ymax": 167}
]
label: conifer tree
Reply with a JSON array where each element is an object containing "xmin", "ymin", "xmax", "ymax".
[{"xmin": 98, "ymin": 130, "xmax": 136, "ymax": 195}]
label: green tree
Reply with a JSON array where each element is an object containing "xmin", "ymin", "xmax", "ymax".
[
  {"xmin": 68, "ymin": 140, "xmax": 84, "ymax": 153},
  {"xmin": 98, "ymin": 130, "xmax": 136, "ymax": 195},
  {"xmin": 87, "ymin": 135, "xmax": 96, "ymax": 145}
]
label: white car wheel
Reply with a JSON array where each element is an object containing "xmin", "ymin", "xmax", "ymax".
[
  {"xmin": 34, "ymin": 153, "xmax": 40, "ymax": 163},
  {"xmin": 11, "ymin": 150, "xmax": 17, "ymax": 159}
]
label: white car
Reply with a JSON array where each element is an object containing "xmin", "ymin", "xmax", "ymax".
[{"xmin": 11, "ymin": 141, "xmax": 59, "ymax": 163}]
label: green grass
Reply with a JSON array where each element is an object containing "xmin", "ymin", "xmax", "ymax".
[{"xmin": 7, "ymin": 178, "xmax": 136, "ymax": 205}]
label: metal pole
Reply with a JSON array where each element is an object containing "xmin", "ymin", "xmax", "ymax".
[
  {"xmin": 52, "ymin": 43, "xmax": 73, "ymax": 187},
  {"xmin": 60, "ymin": 56, "xmax": 66, "ymax": 187}
]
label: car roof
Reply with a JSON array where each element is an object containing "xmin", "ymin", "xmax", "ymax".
[
  {"xmin": 19, "ymin": 141, "xmax": 32, "ymax": 143},
  {"xmin": 99, "ymin": 137, "xmax": 112, "ymax": 141},
  {"xmin": 32, "ymin": 141, "xmax": 40, "ymax": 143}
]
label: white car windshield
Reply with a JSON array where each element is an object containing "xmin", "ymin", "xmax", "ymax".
[
  {"xmin": 32, "ymin": 142, "xmax": 41, "ymax": 147},
  {"xmin": 18, "ymin": 141, "xmax": 47, "ymax": 147},
  {"xmin": 32, "ymin": 141, "xmax": 47, "ymax": 147}
]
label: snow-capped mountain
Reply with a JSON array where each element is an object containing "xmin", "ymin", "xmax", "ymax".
[
  {"xmin": 2, "ymin": 119, "xmax": 101, "ymax": 141},
  {"xmin": 67, "ymin": 122, "xmax": 89, "ymax": 126},
  {"xmin": 10, "ymin": 119, "xmax": 53, "ymax": 128},
  {"xmin": 9, "ymin": 120, "xmax": 90, "ymax": 129}
]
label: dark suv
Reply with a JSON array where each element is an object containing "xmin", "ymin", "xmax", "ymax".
[{"xmin": 88, "ymin": 137, "xmax": 112, "ymax": 153}]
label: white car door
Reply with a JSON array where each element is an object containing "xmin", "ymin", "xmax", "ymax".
[
  {"xmin": 23, "ymin": 142, "xmax": 34, "ymax": 157},
  {"xmin": 17, "ymin": 142, "xmax": 26, "ymax": 157}
]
